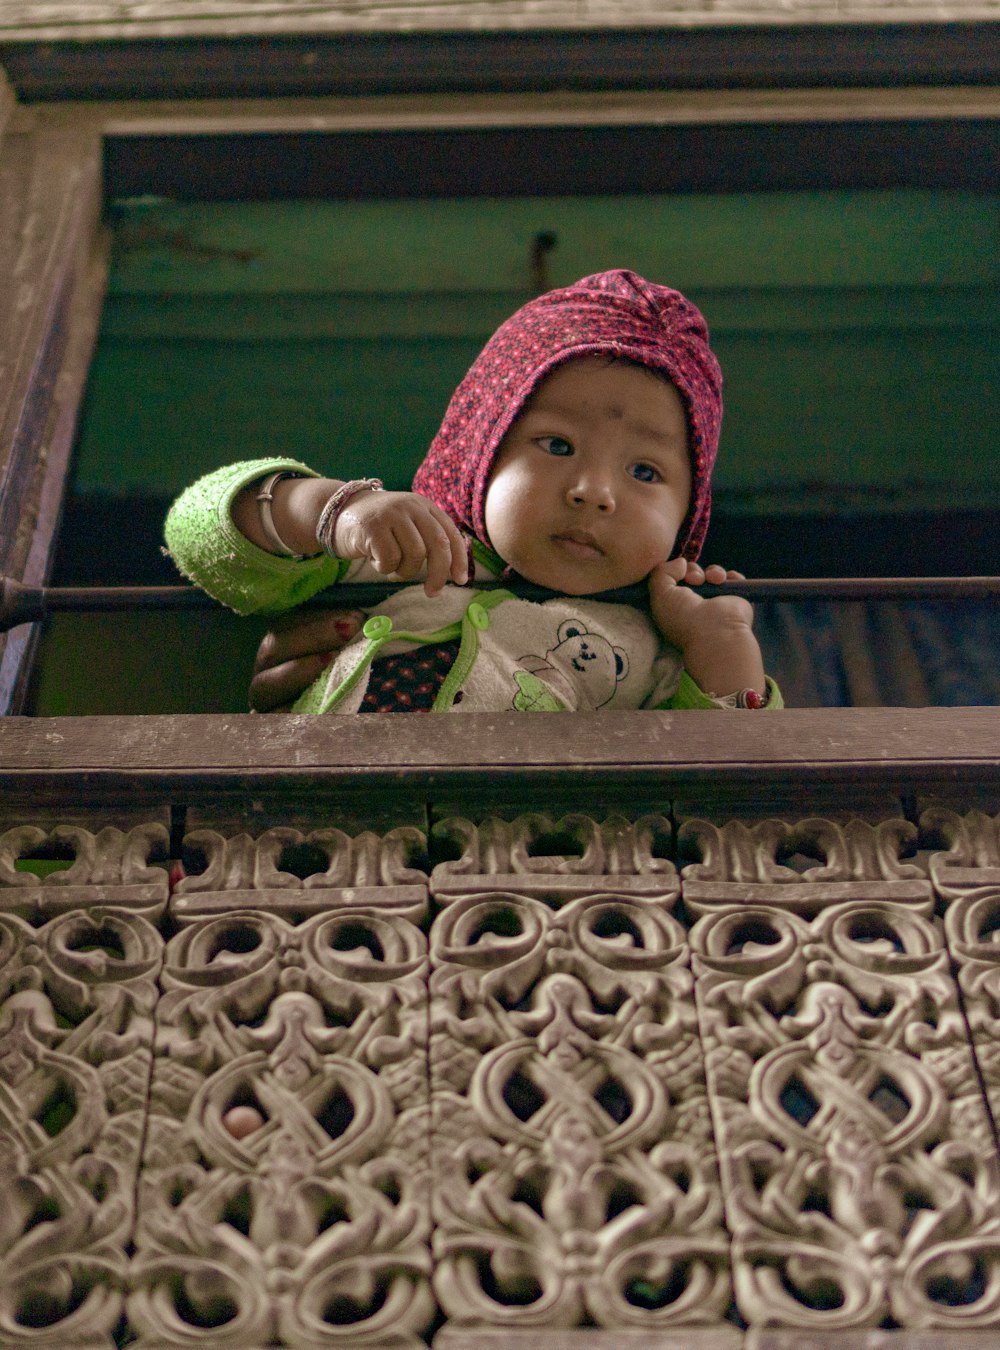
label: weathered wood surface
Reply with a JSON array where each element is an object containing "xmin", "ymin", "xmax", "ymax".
[
  {"xmin": 748, "ymin": 1333, "xmax": 1000, "ymax": 1347},
  {"xmin": 0, "ymin": 67, "xmax": 13, "ymax": 141},
  {"xmin": 0, "ymin": 127, "xmax": 106, "ymax": 715},
  {"xmin": 4, "ymin": 22, "xmax": 1000, "ymax": 105},
  {"xmin": 20, "ymin": 86, "xmax": 1000, "ymax": 139},
  {"xmin": 4, "ymin": 803, "xmax": 1000, "ymax": 1341},
  {"xmin": 0, "ymin": 0, "xmax": 998, "ymax": 39},
  {"xmin": 437, "ymin": 1336, "xmax": 1000, "ymax": 1348},
  {"xmin": 0, "ymin": 710, "xmax": 997, "ymax": 803},
  {"xmin": 435, "ymin": 1330, "xmax": 744, "ymax": 1346}
]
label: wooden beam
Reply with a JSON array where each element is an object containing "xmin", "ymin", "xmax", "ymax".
[
  {"xmin": 0, "ymin": 708, "xmax": 997, "ymax": 790},
  {"xmin": 2, "ymin": 23, "xmax": 999, "ymax": 103},
  {"xmin": 0, "ymin": 127, "xmax": 107, "ymax": 713},
  {"xmin": 0, "ymin": 66, "xmax": 14, "ymax": 145},
  {"xmin": 0, "ymin": 3, "xmax": 998, "ymax": 41},
  {"xmin": 22, "ymin": 85, "xmax": 1000, "ymax": 138}
]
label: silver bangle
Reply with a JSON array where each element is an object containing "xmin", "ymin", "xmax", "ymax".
[
  {"xmin": 316, "ymin": 478, "xmax": 384, "ymax": 558},
  {"xmin": 255, "ymin": 471, "xmax": 306, "ymax": 560}
]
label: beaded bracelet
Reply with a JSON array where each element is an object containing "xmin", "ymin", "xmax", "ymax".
[
  {"xmin": 316, "ymin": 478, "xmax": 384, "ymax": 558},
  {"xmin": 255, "ymin": 471, "xmax": 306, "ymax": 559}
]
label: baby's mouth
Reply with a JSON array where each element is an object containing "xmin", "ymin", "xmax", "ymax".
[{"xmin": 552, "ymin": 532, "xmax": 604, "ymax": 561}]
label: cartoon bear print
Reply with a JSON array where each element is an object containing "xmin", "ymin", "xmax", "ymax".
[{"xmin": 513, "ymin": 618, "xmax": 630, "ymax": 712}]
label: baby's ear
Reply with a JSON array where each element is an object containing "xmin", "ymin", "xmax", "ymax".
[{"xmin": 613, "ymin": 647, "xmax": 629, "ymax": 682}]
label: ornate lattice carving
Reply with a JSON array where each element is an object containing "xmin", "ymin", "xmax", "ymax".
[
  {"xmin": 941, "ymin": 880, "xmax": 1000, "ymax": 1142},
  {"xmin": 431, "ymin": 812, "xmax": 674, "ymax": 896},
  {"xmin": 0, "ymin": 823, "xmax": 169, "ymax": 916},
  {"xmin": 174, "ymin": 825, "xmax": 426, "ymax": 915},
  {"xmin": 130, "ymin": 897, "xmax": 433, "ymax": 1346},
  {"xmin": 921, "ymin": 808, "xmax": 1000, "ymax": 900},
  {"xmin": 691, "ymin": 890, "xmax": 1000, "ymax": 1329},
  {"xmin": 429, "ymin": 815, "xmax": 731, "ymax": 1330},
  {"xmin": 681, "ymin": 817, "xmax": 931, "ymax": 913},
  {"xmin": 0, "ymin": 906, "xmax": 162, "ymax": 1345}
]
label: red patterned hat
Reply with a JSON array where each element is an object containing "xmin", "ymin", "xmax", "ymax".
[{"xmin": 412, "ymin": 269, "xmax": 722, "ymax": 562}]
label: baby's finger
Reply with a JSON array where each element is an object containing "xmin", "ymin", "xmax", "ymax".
[
  {"xmin": 434, "ymin": 507, "xmax": 470, "ymax": 585},
  {"xmin": 657, "ymin": 557, "xmax": 688, "ymax": 585},
  {"xmin": 387, "ymin": 515, "xmax": 431, "ymax": 581},
  {"xmin": 701, "ymin": 563, "xmax": 746, "ymax": 584},
  {"xmin": 367, "ymin": 519, "xmax": 407, "ymax": 577},
  {"xmin": 415, "ymin": 513, "xmax": 460, "ymax": 595},
  {"xmin": 249, "ymin": 652, "xmax": 334, "ymax": 712}
]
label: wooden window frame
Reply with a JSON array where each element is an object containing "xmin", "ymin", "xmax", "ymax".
[{"xmin": 0, "ymin": 75, "xmax": 998, "ymax": 797}]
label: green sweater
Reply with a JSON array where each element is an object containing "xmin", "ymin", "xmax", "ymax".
[{"xmin": 165, "ymin": 459, "xmax": 782, "ymax": 715}]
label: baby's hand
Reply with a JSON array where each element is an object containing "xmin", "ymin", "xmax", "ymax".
[
  {"xmin": 649, "ymin": 558, "xmax": 765, "ymax": 700},
  {"xmin": 334, "ymin": 490, "xmax": 469, "ymax": 595}
]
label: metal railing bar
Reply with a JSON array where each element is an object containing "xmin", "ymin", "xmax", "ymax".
[{"xmin": 1, "ymin": 574, "xmax": 998, "ymax": 634}]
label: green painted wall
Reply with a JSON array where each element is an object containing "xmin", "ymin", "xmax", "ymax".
[
  {"xmin": 75, "ymin": 190, "xmax": 999, "ymax": 511},
  {"xmin": 30, "ymin": 188, "xmax": 999, "ymax": 715}
]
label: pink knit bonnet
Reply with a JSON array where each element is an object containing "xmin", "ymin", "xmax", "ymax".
[{"xmin": 412, "ymin": 269, "xmax": 722, "ymax": 562}]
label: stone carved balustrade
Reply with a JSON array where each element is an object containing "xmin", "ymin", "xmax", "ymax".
[{"xmin": 3, "ymin": 809, "xmax": 1000, "ymax": 1345}]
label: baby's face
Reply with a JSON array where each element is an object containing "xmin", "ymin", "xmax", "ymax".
[{"xmin": 484, "ymin": 356, "xmax": 692, "ymax": 594}]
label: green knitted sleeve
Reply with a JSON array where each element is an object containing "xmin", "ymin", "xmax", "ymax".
[{"xmin": 163, "ymin": 459, "xmax": 347, "ymax": 615}]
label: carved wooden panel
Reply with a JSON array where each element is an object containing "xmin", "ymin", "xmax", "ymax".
[
  {"xmin": 434, "ymin": 1328, "xmax": 744, "ymax": 1348},
  {"xmin": 747, "ymin": 1328, "xmax": 1000, "ymax": 1348},
  {"xmin": 172, "ymin": 823, "xmax": 428, "ymax": 914},
  {"xmin": 130, "ymin": 825, "xmax": 433, "ymax": 1346},
  {"xmin": 428, "ymin": 813, "xmax": 733, "ymax": 1332},
  {"xmin": 0, "ymin": 902, "xmax": 163, "ymax": 1344},
  {"xmin": 0, "ymin": 822, "xmax": 170, "ymax": 919},
  {"xmin": 684, "ymin": 817, "xmax": 1000, "ymax": 1331},
  {"xmin": 922, "ymin": 807, "xmax": 1000, "ymax": 901},
  {"xmin": 8, "ymin": 802, "xmax": 1000, "ymax": 1345},
  {"xmin": 928, "ymin": 810, "xmax": 1000, "ymax": 1158}
]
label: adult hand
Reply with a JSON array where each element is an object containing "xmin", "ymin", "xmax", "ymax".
[{"xmin": 249, "ymin": 609, "xmax": 364, "ymax": 712}]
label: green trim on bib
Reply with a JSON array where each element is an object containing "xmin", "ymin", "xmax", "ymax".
[
  {"xmin": 470, "ymin": 538, "xmax": 506, "ymax": 576},
  {"xmin": 433, "ymin": 588, "xmax": 513, "ymax": 711}
]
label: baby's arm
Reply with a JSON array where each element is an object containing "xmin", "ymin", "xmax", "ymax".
[
  {"xmin": 649, "ymin": 558, "xmax": 766, "ymax": 701},
  {"xmin": 232, "ymin": 477, "xmax": 469, "ymax": 596}
]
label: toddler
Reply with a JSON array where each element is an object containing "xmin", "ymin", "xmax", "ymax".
[{"xmin": 165, "ymin": 270, "xmax": 779, "ymax": 714}]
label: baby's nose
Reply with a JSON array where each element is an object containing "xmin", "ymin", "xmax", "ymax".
[{"xmin": 568, "ymin": 471, "xmax": 614, "ymax": 510}]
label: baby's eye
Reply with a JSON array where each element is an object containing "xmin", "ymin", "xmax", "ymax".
[
  {"xmin": 630, "ymin": 462, "xmax": 661, "ymax": 483},
  {"xmin": 539, "ymin": 436, "xmax": 574, "ymax": 457}
]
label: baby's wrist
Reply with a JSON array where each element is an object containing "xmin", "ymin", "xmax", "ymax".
[
  {"xmin": 318, "ymin": 478, "xmax": 385, "ymax": 558},
  {"xmin": 677, "ymin": 634, "xmax": 765, "ymax": 701},
  {"xmin": 276, "ymin": 477, "xmax": 342, "ymax": 556}
]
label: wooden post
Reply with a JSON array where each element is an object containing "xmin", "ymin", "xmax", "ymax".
[{"xmin": 0, "ymin": 116, "xmax": 107, "ymax": 713}]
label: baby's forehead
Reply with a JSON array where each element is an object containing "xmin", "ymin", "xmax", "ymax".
[
  {"xmin": 521, "ymin": 353, "xmax": 680, "ymax": 412},
  {"xmin": 517, "ymin": 355, "xmax": 688, "ymax": 440}
]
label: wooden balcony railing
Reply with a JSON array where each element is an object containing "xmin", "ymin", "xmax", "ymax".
[{"xmin": 1, "ymin": 707, "xmax": 1000, "ymax": 1347}]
